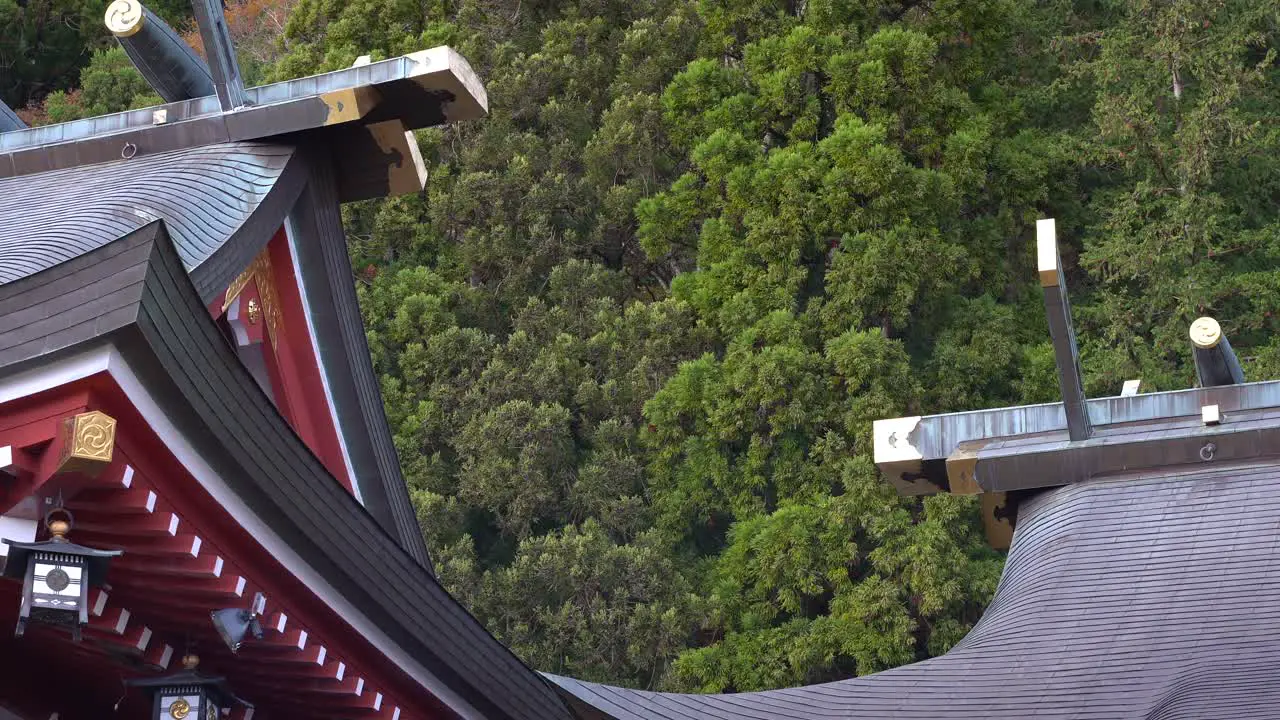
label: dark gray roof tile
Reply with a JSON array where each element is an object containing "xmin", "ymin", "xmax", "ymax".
[
  {"xmin": 548, "ymin": 465, "xmax": 1280, "ymax": 719},
  {"xmin": 0, "ymin": 142, "xmax": 294, "ymax": 287}
]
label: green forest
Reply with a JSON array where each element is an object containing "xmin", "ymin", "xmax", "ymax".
[{"xmin": 7, "ymin": 0, "xmax": 1280, "ymax": 694}]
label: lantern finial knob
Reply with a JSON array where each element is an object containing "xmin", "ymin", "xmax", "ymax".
[
  {"xmin": 47, "ymin": 519, "xmax": 69, "ymax": 539},
  {"xmin": 43, "ymin": 503, "xmax": 74, "ymax": 542},
  {"xmin": 182, "ymin": 653, "xmax": 200, "ymax": 670}
]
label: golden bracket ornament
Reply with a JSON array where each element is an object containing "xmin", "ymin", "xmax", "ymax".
[{"xmin": 57, "ymin": 411, "xmax": 116, "ymax": 477}]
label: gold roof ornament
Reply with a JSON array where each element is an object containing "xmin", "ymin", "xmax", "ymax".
[{"xmin": 222, "ymin": 249, "xmax": 282, "ymax": 350}]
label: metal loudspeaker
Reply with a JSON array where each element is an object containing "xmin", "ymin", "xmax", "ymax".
[{"xmin": 210, "ymin": 592, "xmax": 264, "ymax": 653}]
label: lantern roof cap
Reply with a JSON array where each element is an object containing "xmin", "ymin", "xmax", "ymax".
[
  {"xmin": 126, "ymin": 669, "xmax": 238, "ymax": 708},
  {"xmin": 1, "ymin": 538, "xmax": 123, "ymax": 583}
]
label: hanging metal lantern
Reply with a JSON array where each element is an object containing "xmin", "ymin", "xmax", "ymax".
[
  {"xmin": 2, "ymin": 507, "xmax": 121, "ymax": 641},
  {"xmin": 128, "ymin": 654, "xmax": 241, "ymax": 720}
]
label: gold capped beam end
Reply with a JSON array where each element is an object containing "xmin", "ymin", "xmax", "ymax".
[
  {"xmin": 105, "ymin": 0, "xmax": 145, "ymax": 37},
  {"xmin": 1190, "ymin": 317, "xmax": 1222, "ymax": 349}
]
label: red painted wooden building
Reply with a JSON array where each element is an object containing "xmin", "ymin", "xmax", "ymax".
[{"xmin": 0, "ymin": 2, "xmax": 575, "ymax": 718}]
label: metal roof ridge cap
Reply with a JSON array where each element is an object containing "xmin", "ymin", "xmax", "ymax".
[{"xmin": 0, "ymin": 46, "xmax": 481, "ymax": 159}]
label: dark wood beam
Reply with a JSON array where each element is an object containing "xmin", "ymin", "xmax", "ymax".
[
  {"xmin": 107, "ymin": 0, "xmax": 215, "ymax": 102},
  {"xmin": 1191, "ymin": 316, "xmax": 1246, "ymax": 387},
  {"xmin": 0, "ymin": 99, "xmax": 25, "ymax": 133},
  {"xmin": 1037, "ymin": 218, "xmax": 1091, "ymax": 442},
  {"xmin": 189, "ymin": 0, "xmax": 247, "ymax": 111}
]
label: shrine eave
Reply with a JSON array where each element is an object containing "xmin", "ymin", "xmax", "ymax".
[{"xmin": 0, "ymin": 223, "xmax": 573, "ymax": 720}]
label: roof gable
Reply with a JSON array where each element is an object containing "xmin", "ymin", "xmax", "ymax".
[{"xmin": 0, "ymin": 223, "xmax": 573, "ymax": 720}]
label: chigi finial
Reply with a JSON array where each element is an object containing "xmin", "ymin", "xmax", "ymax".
[{"xmin": 189, "ymin": 0, "xmax": 247, "ymax": 110}]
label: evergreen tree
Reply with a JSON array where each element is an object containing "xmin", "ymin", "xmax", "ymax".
[{"xmin": 15, "ymin": 0, "xmax": 1280, "ymax": 694}]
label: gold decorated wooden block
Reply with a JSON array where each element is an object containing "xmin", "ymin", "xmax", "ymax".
[{"xmin": 57, "ymin": 411, "xmax": 116, "ymax": 477}]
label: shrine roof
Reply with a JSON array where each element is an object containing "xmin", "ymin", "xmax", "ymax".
[
  {"xmin": 545, "ymin": 460, "xmax": 1280, "ymax": 718},
  {"xmin": 0, "ymin": 142, "xmax": 301, "ymax": 291},
  {"xmin": 0, "ymin": 222, "xmax": 573, "ymax": 720}
]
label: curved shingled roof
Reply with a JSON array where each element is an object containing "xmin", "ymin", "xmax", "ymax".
[
  {"xmin": 0, "ymin": 142, "xmax": 298, "ymax": 288},
  {"xmin": 548, "ymin": 463, "xmax": 1280, "ymax": 719}
]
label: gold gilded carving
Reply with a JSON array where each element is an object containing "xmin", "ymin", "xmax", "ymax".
[
  {"xmin": 57, "ymin": 411, "xmax": 117, "ymax": 477},
  {"xmin": 247, "ymin": 298, "xmax": 261, "ymax": 325},
  {"xmin": 222, "ymin": 258, "xmax": 258, "ymax": 313},
  {"xmin": 222, "ymin": 249, "xmax": 283, "ymax": 350},
  {"xmin": 104, "ymin": 0, "xmax": 145, "ymax": 37},
  {"xmin": 1190, "ymin": 316, "xmax": 1222, "ymax": 349}
]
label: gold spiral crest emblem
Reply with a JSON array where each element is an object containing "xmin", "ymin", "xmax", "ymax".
[
  {"xmin": 77, "ymin": 416, "xmax": 114, "ymax": 455},
  {"xmin": 56, "ymin": 410, "xmax": 117, "ymax": 477},
  {"xmin": 105, "ymin": 0, "xmax": 145, "ymax": 37},
  {"xmin": 1190, "ymin": 316, "xmax": 1222, "ymax": 349}
]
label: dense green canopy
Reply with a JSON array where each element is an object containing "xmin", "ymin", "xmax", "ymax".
[{"xmin": 12, "ymin": 0, "xmax": 1280, "ymax": 693}]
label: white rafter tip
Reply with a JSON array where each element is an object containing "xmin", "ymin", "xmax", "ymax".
[
  {"xmin": 1036, "ymin": 217, "xmax": 1061, "ymax": 286},
  {"xmin": 121, "ymin": 465, "xmax": 135, "ymax": 488},
  {"xmin": 0, "ymin": 446, "xmax": 14, "ymax": 476}
]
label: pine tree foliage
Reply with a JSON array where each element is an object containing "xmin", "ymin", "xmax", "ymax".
[
  {"xmin": 8, "ymin": 0, "xmax": 1280, "ymax": 694},
  {"xmin": 274, "ymin": 0, "xmax": 1280, "ymax": 692}
]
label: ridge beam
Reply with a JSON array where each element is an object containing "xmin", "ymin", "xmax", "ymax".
[
  {"xmin": 874, "ymin": 379, "xmax": 1280, "ymax": 495},
  {"xmin": 1037, "ymin": 218, "xmax": 1091, "ymax": 442},
  {"xmin": 948, "ymin": 404, "xmax": 1280, "ymax": 494}
]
